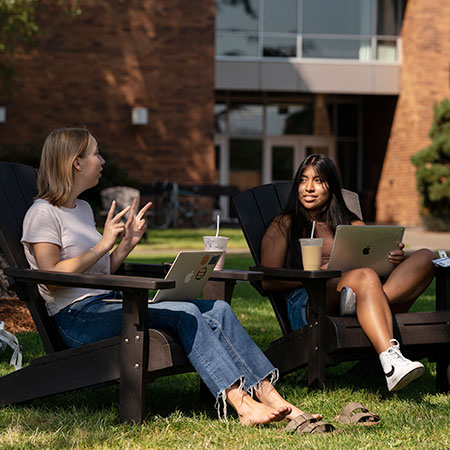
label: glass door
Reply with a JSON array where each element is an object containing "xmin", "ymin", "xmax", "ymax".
[
  {"xmin": 264, "ymin": 135, "xmax": 335, "ymax": 184},
  {"xmin": 301, "ymin": 135, "xmax": 336, "ymax": 164},
  {"xmin": 263, "ymin": 136, "xmax": 302, "ymax": 184}
]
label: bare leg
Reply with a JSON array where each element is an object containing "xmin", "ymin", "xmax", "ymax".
[
  {"xmin": 328, "ymin": 268, "xmax": 394, "ymax": 353},
  {"xmin": 383, "ymin": 249, "xmax": 435, "ymax": 313},
  {"xmin": 226, "ymin": 382, "xmax": 291, "ymax": 426},
  {"xmin": 254, "ymin": 379, "xmax": 322, "ymax": 421}
]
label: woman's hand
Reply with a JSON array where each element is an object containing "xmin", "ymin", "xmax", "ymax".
[
  {"xmin": 109, "ymin": 197, "xmax": 152, "ymax": 273},
  {"xmin": 389, "ymin": 242, "xmax": 405, "ymax": 265},
  {"xmin": 120, "ymin": 197, "xmax": 152, "ymax": 250},
  {"xmin": 100, "ymin": 200, "xmax": 131, "ymax": 252}
]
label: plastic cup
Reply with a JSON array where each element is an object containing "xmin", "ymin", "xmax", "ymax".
[
  {"xmin": 203, "ymin": 236, "xmax": 229, "ymax": 270},
  {"xmin": 299, "ymin": 238, "xmax": 323, "ymax": 270}
]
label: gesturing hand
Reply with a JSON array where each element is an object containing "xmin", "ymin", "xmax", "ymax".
[
  {"xmin": 101, "ymin": 200, "xmax": 131, "ymax": 251},
  {"xmin": 120, "ymin": 197, "xmax": 152, "ymax": 249}
]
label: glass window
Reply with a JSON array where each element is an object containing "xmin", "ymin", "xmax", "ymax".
[
  {"xmin": 263, "ymin": 36, "xmax": 297, "ymax": 57},
  {"xmin": 303, "ymin": 38, "xmax": 372, "ymax": 60},
  {"xmin": 272, "ymin": 146, "xmax": 294, "ymax": 181},
  {"xmin": 216, "ymin": 0, "xmax": 258, "ymax": 32},
  {"xmin": 377, "ymin": 0, "xmax": 401, "ymax": 35},
  {"xmin": 337, "ymin": 104, "xmax": 358, "ymax": 137},
  {"xmin": 266, "ymin": 105, "xmax": 313, "ymax": 135},
  {"xmin": 337, "ymin": 140, "xmax": 358, "ymax": 190},
  {"xmin": 229, "ymin": 138, "xmax": 262, "ymax": 190},
  {"xmin": 216, "ymin": 33, "xmax": 259, "ymax": 57},
  {"xmin": 302, "ymin": 0, "xmax": 372, "ymax": 35},
  {"xmin": 264, "ymin": 0, "xmax": 297, "ymax": 33},
  {"xmin": 215, "ymin": 104, "xmax": 227, "ymax": 134},
  {"xmin": 214, "ymin": 144, "xmax": 221, "ymax": 172},
  {"xmin": 376, "ymin": 40, "xmax": 397, "ymax": 61},
  {"xmin": 229, "ymin": 104, "xmax": 263, "ymax": 136}
]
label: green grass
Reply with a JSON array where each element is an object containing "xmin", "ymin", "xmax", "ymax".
[
  {"xmin": 132, "ymin": 227, "xmax": 250, "ymax": 252},
  {"xmin": 1, "ymin": 236, "xmax": 449, "ymax": 449}
]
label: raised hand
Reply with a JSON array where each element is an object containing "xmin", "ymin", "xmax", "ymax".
[
  {"xmin": 100, "ymin": 200, "xmax": 131, "ymax": 251},
  {"xmin": 120, "ymin": 197, "xmax": 152, "ymax": 249}
]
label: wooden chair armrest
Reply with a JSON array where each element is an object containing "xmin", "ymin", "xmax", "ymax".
[
  {"xmin": 4, "ymin": 267, "xmax": 175, "ymax": 291},
  {"xmin": 250, "ymin": 266, "xmax": 341, "ymax": 281},
  {"xmin": 209, "ymin": 269, "xmax": 263, "ymax": 282},
  {"xmin": 117, "ymin": 262, "xmax": 166, "ymax": 278}
]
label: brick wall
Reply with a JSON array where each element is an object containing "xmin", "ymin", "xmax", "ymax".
[
  {"xmin": 376, "ymin": 0, "xmax": 450, "ymax": 226},
  {"xmin": 0, "ymin": 0, "xmax": 216, "ymax": 185},
  {"xmin": 362, "ymin": 95, "xmax": 397, "ymax": 221}
]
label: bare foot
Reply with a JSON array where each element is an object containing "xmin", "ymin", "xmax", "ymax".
[
  {"xmin": 226, "ymin": 384, "xmax": 291, "ymax": 426},
  {"xmin": 255, "ymin": 379, "xmax": 322, "ymax": 421}
]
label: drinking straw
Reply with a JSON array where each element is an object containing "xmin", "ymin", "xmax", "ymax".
[
  {"xmin": 310, "ymin": 220, "xmax": 316, "ymax": 239},
  {"xmin": 215, "ymin": 214, "xmax": 220, "ymax": 237}
]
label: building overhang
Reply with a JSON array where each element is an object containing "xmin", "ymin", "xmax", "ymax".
[{"xmin": 215, "ymin": 59, "xmax": 401, "ymax": 95}]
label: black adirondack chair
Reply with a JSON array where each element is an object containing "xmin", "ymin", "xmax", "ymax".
[
  {"xmin": 232, "ymin": 181, "xmax": 450, "ymax": 392},
  {"xmin": 0, "ymin": 161, "xmax": 261, "ymax": 424}
]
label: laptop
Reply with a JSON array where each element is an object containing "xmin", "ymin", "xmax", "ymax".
[
  {"xmin": 150, "ymin": 250, "xmax": 223, "ymax": 303},
  {"xmin": 327, "ymin": 225, "xmax": 405, "ymax": 277}
]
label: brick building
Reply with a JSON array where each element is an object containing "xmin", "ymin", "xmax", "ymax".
[
  {"xmin": 1, "ymin": 0, "xmax": 450, "ymax": 225},
  {"xmin": 376, "ymin": 0, "xmax": 450, "ymax": 225},
  {"xmin": 0, "ymin": 0, "xmax": 216, "ymax": 185}
]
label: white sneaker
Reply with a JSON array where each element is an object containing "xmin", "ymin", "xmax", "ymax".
[
  {"xmin": 340, "ymin": 286, "xmax": 356, "ymax": 316},
  {"xmin": 379, "ymin": 339, "xmax": 425, "ymax": 392}
]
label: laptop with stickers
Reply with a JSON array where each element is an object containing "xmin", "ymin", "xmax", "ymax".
[
  {"xmin": 150, "ymin": 250, "xmax": 224, "ymax": 303},
  {"xmin": 327, "ymin": 225, "xmax": 405, "ymax": 277}
]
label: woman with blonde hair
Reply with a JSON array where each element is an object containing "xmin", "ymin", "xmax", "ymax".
[{"xmin": 21, "ymin": 128, "xmax": 330, "ymax": 429}]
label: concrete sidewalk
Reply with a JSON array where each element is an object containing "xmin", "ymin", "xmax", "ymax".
[{"xmin": 403, "ymin": 227, "xmax": 450, "ymax": 253}]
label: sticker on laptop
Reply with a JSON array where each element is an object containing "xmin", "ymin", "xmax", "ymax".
[
  {"xmin": 208, "ymin": 254, "xmax": 221, "ymax": 266},
  {"xmin": 195, "ymin": 267, "xmax": 207, "ymax": 280}
]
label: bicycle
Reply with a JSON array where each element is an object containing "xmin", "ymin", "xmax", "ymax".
[{"xmin": 146, "ymin": 180, "xmax": 214, "ymax": 229}]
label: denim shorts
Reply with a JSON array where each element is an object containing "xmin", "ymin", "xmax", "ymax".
[{"xmin": 283, "ymin": 287, "xmax": 309, "ymax": 331}]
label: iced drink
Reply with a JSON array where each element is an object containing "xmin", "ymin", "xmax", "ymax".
[
  {"xmin": 203, "ymin": 236, "xmax": 229, "ymax": 270},
  {"xmin": 299, "ymin": 238, "xmax": 323, "ymax": 270}
]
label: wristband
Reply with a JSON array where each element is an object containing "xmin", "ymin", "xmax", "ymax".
[{"xmin": 88, "ymin": 247, "xmax": 101, "ymax": 261}]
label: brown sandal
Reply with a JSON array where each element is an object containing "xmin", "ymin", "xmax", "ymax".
[
  {"xmin": 336, "ymin": 402, "xmax": 380, "ymax": 426},
  {"xmin": 285, "ymin": 412, "xmax": 335, "ymax": 434}
]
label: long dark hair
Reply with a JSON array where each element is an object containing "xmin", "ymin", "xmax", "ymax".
[{"xmin": 282, "ymin": 153, "xmax": 360, "ymax": 268}]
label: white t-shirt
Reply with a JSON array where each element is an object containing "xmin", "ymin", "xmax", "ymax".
[{"xmin": 21, "ymin": 198, "xmax": 111, "ymax": 316}]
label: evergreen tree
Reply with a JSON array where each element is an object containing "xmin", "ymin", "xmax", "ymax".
[{"xmin": 411, "ymin": 71, "xmax": 450, "ymax": 230}]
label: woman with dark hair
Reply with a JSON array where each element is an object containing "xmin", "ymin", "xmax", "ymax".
[{"xmin": 261, "ymin": 154, "xmax": 435, "ymax": 392}]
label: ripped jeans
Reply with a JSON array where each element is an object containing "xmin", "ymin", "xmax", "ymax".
[{"xmin": 52, "ymin": 293, "xmax": 277, "ymax": 404}]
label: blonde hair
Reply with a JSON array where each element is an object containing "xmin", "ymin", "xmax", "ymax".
[{"xmin": 37, "ymin": 128, "xmax": 91, "ymax": 206}]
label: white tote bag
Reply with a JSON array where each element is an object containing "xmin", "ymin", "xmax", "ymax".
[{"xmin": 0, "ymin": 321, "xmax": 22, "ymax": 370}]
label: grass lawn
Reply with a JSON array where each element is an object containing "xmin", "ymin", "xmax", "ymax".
[{"xmin": 0, "ymin": 229, "xmax": 449, "ymax": 449}]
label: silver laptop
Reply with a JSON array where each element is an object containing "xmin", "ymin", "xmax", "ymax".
[
  {"xmin": 328, "ymin": 225, "xmax": 405, "ymax": 277},
  {"xmin": 150, "ymin": 250, "xmax": 223, "ymax": 303}
]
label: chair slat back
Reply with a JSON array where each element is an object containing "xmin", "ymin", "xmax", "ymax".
[
  {"xmin": 273, "ymin": 181, "xmax": 292, "ymax": 210},
  {"xmin": 342, "ymin": 188, "xmax": 363, "ymax": 221},
  {"xmin": 0, "ymin": 162, "xmax": 64, "ymax": 353},
  {"xmin": 233, "ymin": 185, "xmax": 283, "ymax": 266}
]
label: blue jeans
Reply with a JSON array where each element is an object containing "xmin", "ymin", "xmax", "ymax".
[
  {"xmin": 52, "ymin": 292, "xmax": 277, "ymax": 400},
  {"xmin": 283, "ymin": 288, "xmax": 309, "ymax": 331}
]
